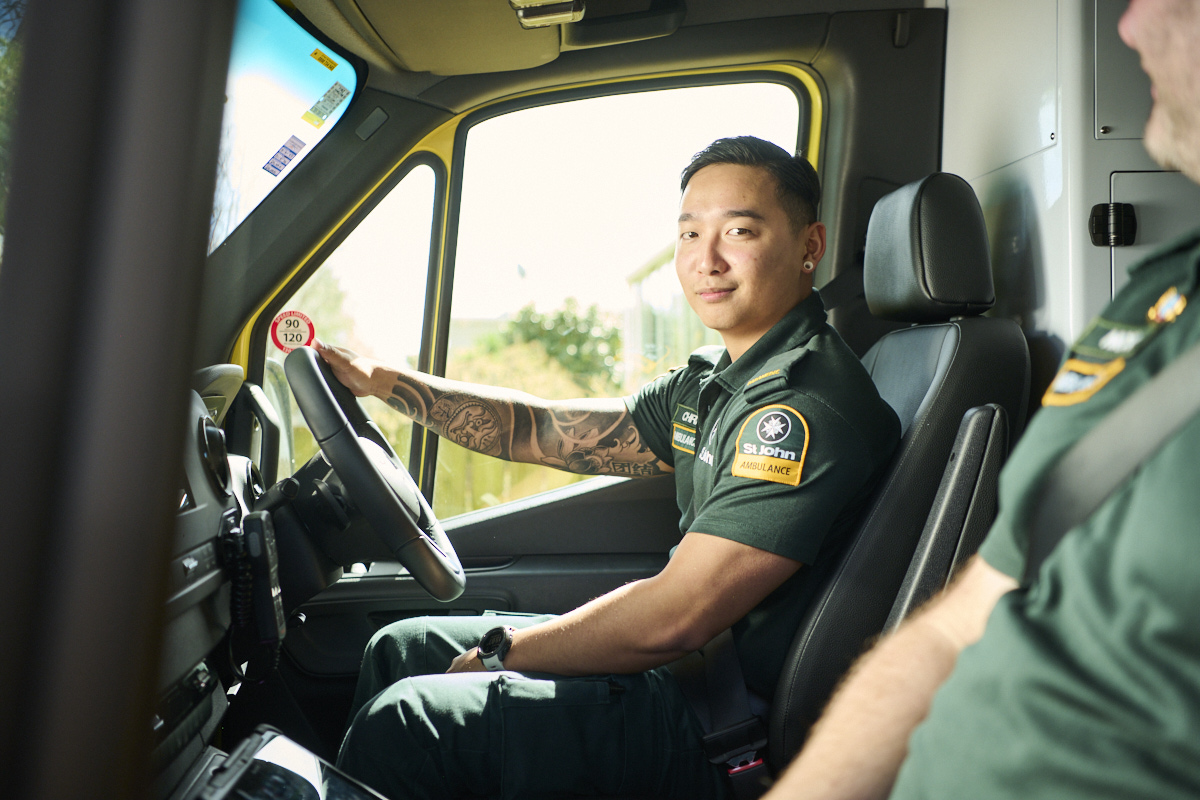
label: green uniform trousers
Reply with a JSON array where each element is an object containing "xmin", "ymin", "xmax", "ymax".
[{"xmin": 335, "ymin": 613, "xmax": 729, "ymax": 800}]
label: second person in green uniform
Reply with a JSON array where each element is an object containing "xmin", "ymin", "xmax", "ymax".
[
  {"xmin": 763, "ymin": 2, "xmax": 1200, "ymax": 798},
  {"xmin": 318, "ymin": 136, "xmax": 900, "ymax": 800}
]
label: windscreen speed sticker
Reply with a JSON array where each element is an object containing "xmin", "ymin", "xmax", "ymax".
[
  {"xmin": 302, "ymin": 82, "xmax": 351, "ymax": 128},
  {"xmin": 732, "ymin": 405, "xmax": 809, "ymax": 486},
  {"xmin": 311, "ymin": 48, "xmax": 338, "ymax": 71},
  {"xmin": 263, "ymin": 135, "xmax": 306, "ymax": 177},
  {"xmin": 270, "ymin": 310, "xmax": 315, "ymax": 354}
]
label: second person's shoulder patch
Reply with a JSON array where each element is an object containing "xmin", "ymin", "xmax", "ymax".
[{"xmin": 731, "ymin": 404, "xmax": 809, "ymax": 486}]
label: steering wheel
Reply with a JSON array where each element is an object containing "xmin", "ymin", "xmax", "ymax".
[{"xmin": 283, "ymin": 346, "xmax": 465, "ymax": 601}]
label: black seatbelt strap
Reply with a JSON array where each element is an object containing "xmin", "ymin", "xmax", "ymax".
[
  {"xmin": 817, "ymin": 261, "xmax": 865, "ymax": 312},
  {"xmin": 663, "ymin": 260, "xmax": 863, "ymax": 798},
  {"xmin": 670, "ymin": 629, "xmax": 771, "ymax": 799},
  {"xmin": 1023, "ymin": 338, "xmax": 1200, "ymax": 586}
]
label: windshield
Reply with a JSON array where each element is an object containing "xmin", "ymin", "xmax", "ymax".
[{"xmin": 209, "ymin": 0, "xmax": 357, "ymax": 252}]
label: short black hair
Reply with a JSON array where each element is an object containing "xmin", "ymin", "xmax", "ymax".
[{"xmin": 680, "ymin": 136, "xmax": 821, "ymax": 231}]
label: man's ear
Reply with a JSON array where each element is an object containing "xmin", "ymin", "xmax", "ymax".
[{"xmin": 803, "ymin": 221, "xmax": 828, "ymax": 266}]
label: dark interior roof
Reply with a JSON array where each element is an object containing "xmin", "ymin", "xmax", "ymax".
[{"xmin": 291, "ymin": 0, "xmax": 921, "ymax": 109}]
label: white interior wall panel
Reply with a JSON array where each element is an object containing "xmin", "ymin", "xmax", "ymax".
[
  {"xmin": 941, "ymin": 0, "xmax": 1058, "ymax": 182},
  {"xmin": 941, "ymin": 0, "xmax": 1168, "ymax": 359}
]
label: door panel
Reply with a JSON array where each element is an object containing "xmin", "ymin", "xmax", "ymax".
[
  {"xmin": 286, "ymin": 474, "xmax": 680, "ymax": 677},
  {"xmin": 288, "ymin": 554, "xmax": 670, "ymax": 676},
  {"xmin": 445, "ymin": 474, "xmax": 680, "ymax": 557}
]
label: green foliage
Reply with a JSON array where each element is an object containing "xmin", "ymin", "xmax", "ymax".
[
  {"xmin": 288, "ymin": 268, "xmax": 354, "ymax": 344},
  {"xmin": 432, "ymin": 337, "xmax": 596, "ymax": 518},
  {"xmin": 495, "ymin": 300, "xmax": 622, "ymax": 394},
  {"xmin": 432, "ymin": 437, "xmax": 586, "ymax": 519},
  {"xmin": 0, "ymin": 4, "xmax": 26, "ymax": 239},
  {"xmin": 450, "ymin": 339, "xmax": 588, "ymax": 400},
  {"xmin": 430, "ymin": 300, "xmax": 624, "ymax": 517}
]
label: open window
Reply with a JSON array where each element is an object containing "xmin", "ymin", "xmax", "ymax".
[{"xmin": 434, "ymin": 80, "xmax": 804, "ymax": 516}]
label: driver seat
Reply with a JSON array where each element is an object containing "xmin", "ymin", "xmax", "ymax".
[{"xmin": 767, "ymin": 172, "xmax": 1030, "ymax": 767}]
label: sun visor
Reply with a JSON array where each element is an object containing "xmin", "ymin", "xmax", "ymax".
[{"xmin": 298, "ymin": 0, "xmax": 563, "ymax": 76}]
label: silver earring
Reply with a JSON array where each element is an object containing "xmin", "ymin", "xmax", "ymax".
[{"xmin": 803, "ymin": 260, "xmax": 815, "ymax": 272}]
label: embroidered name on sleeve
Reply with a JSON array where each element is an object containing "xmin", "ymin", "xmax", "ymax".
[{"xmin": 671, "ymin": 404, "xmax": 698, "ymax": 454}]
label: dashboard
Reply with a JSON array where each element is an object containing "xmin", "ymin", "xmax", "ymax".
[
  {"xmin": 156, "ymin": 360, "xmax": 454, "ymax": 799},
  {"xmin": 153, "ymin": 370, "xmax": 254, "ymax": 794},
  {"xmin": 154, "ymin": 365, "xmax": 340, "ymax": 799}
]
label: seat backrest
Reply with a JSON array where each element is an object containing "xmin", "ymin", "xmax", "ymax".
[
  {"xmin": 884, "ymin": 403, "xmax": 1010, "ymax": 630},
  {"xmin": 768, "ymin": 173, "xmax": 1031, "ymax": 767}
]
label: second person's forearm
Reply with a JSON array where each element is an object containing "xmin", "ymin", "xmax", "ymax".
[
  {"xmin": 764, "ymin": 616, "xmax": 961, "ymax": 800},
  {"xmin": 764, "ymin": 557, "xmax": 1017, "ymax": 800}
]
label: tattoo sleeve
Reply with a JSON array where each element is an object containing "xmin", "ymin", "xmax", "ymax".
[{"xmin": 385, "ymin": 371, "xmax": 672, "ymax": 477}]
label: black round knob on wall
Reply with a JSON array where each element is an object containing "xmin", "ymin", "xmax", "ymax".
[{"xmin": 198, "ymin": 417, "xmax": 231, "ymax": 494}]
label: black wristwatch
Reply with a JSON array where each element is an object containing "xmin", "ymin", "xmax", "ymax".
[{"xmin": 477, "ymin": 625, "xmax": 516, "ymax": 671}]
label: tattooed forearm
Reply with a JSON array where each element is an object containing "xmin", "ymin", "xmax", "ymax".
[
  {"xmin": 386, "ymin": 379, "xmax": 431, "ymax": 421},
  {"xmin": 383, "ymin": 370, "xmax": 670, "ymax": 477},
  {"xmin": 532, "ymin": 405, "xmax": 668, "ymax": 476},
  {"xmin": 606, "ymin": 461, "xmax": 669, "ymax": 477},
  {"xmin": 430, "ymin": 395, "xmax": 506, "ymax": 455},
  {"xmin": 388, "ymin": 375, "xmax": 513, "ymax": 459}
]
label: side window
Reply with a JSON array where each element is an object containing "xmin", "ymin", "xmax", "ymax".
[
  {"xmin": 436, "ymin": 82, "xmax": 802, "ymax": 517},
  {"xmin": 263, "ymin": 164, "xmax": 437, "ymax": 478}
]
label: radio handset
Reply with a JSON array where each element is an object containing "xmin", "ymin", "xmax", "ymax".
[
  {"xmin": 243, "ymin": 511, "xmax": 287, "ymax": 647},
  {"xmin": 223, "ymin": 510, "xmax": 285, "ymax": 682}
]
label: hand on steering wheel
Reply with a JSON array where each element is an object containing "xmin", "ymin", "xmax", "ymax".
[{"xmin": 284, "ymin": 346, "xmax": 465, "ymax": 601}]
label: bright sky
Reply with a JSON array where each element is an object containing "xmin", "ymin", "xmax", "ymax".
[
  {"xmin": 319, "ymin": 166, "xmax": 436, "ymax": 367},
  {"xmin": 319, "ymin": 82, "xmax": 801, "ymax": 368},
  {"xmin": 454, "ymin": 84, "xmax": 801, "ymax": 318}
]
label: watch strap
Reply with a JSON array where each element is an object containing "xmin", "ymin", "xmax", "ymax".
[{"xmin": 478, "ymin": 625, "xmax": 515, "ymax": 671}]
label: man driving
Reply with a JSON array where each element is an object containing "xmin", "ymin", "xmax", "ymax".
[
  {"xmin": 765, "ymin": 2, "xmax": 1200, "ymax": 797},
  {"xmin": 318, "ymin": 136, "xmax": 900, "ymax": 799}
]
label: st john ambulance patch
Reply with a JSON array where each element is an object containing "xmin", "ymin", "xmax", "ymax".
[{"xmin": 731, "ymin": 405, "xmax": 809, "ymax": 486}]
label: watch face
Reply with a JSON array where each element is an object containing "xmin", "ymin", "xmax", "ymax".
[{"xmin": 479, "ymin": 627, "xmax": 506, "ymax": 656}]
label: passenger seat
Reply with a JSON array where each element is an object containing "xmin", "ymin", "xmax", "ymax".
[{"xmin": 769, "ymin": 173, "xmax": 1030, "ymax": 767}]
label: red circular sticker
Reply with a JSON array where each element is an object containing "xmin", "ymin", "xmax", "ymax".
[{"xmin": 270, "ymin": 310, "xmax": 315, "ymax": 354}]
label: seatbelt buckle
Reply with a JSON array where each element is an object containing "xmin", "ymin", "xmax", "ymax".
[
  {"xmin": 728, "ymin": 754, "xmax": 763, "ymax": 772},
  {"xmin": 703, "ymin": 717, "xmax": 771, "ymax": 798},
  {"xmin": 703, "ymin": 716, "xmax": 768, "ymax": 765},
  {"xmin": 725, "ymin": 753, "xmax": 771, "ymax": 800}
]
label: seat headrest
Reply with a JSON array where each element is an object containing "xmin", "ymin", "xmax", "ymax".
[{"xmin": 864, "ymin": 173, "xmax": 994, "ymax": 323}]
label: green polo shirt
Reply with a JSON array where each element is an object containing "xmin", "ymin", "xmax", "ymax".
[
  {"xmin": 627, "ymin": 292, "xmax": 900, "ymax": 698},
  {"xmin": 892, "ymin": 228, "xmax": 1200, "ymax": 799}
]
